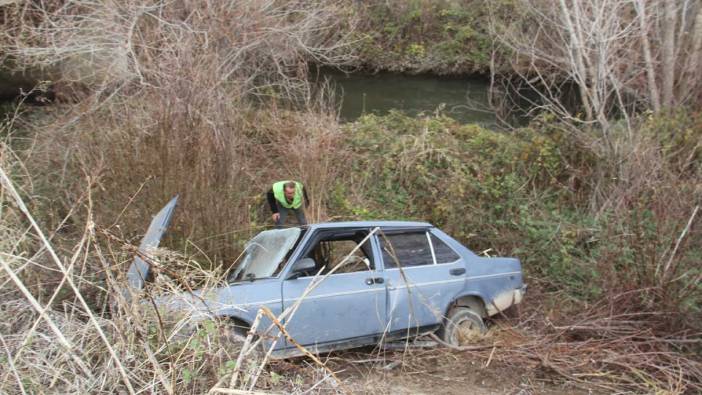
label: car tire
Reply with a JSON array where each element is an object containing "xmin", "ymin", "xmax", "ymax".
[
  {"xmin": 218, "ymin": 320, "xmax": 260, "ymax": 356},
  {"xmin": 440, "ymin": 307, "xmax": 487, "ymax": 347}
]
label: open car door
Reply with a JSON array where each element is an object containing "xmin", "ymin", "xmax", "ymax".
[{"xmin": 125, "ymin": 196, "xmax": 178, "ymax": 294}]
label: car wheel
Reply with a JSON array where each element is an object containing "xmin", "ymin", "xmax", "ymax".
[
  {"xmin": 217, "ymin": 320, "xmax": 259, "ymax": 356},
  {"xmin": 440, "ymin": 307, "xmax": 487, "ymax": 347}
]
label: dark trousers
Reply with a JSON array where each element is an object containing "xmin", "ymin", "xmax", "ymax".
[{"xmin": 276, "ymin": 206, "xmax": 307, "ymax": 227}]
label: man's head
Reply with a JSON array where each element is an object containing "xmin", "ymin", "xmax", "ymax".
[{"xmin": 284, "ymin": 181, "xmax": 297, "ymax": 200}]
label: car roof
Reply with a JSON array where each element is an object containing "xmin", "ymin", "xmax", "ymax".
[{"xmin": 304, "ymin": 220, "xmax": 433, "ymax": 230}]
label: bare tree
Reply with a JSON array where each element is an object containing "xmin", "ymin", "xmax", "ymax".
[
  {"xmin": 661, "ymin": 0, "xmax": 677, "ymax": 108},
  {"xmin": 636, "ymin": 0, "xmax": 662, "ymax": 112},
  {"xmin": 0, "ymin": 0, "xmax": 359, "ymax": 258},
  {"xmin": 681, "ymin": 4, "xmax": 702, "ymax": 103},
  {"xmin": 1, "ymin": 0, "xmax": 358, "ymax": 101},
  {"xmin": 490, "ymin": 0, "xmax": 702, "ymax": 134}
]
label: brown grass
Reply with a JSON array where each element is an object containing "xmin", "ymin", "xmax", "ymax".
[
  {"xmin": 1, "ymin": 0, "xmax": 356, "ymax": 265},
  {"xmin": 1, "ymin": 0, "xmax": 701, "ymax": 394}
]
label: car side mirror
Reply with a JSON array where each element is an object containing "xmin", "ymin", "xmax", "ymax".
[{"xmin": 289, "ymin": 257, "xmax": 316, "ymax": 279}]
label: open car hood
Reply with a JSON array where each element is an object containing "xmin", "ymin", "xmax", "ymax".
[{"xmin": 126, "ymin": 196, "xmax": 178, "ymax": 292}]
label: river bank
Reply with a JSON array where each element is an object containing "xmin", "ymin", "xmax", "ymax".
[
  {"xmin": 348, "ymin": 0, "xmax": 503, "ymax": 75},
  {"xmin": 1, "ymin": 67, "xmax": 502, "ymax": 125},
  {"xmin": 0, "ymin": 69, "xmax": 38, "ymax": 100},
  {"xmin": 1, "ymin": 0, "xmax": 701, "ymax": 393},
  {"xmin": 319, "ymin": 68, "xmax": 496, "ymax": 124}
]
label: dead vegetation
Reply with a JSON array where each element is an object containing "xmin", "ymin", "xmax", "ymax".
[
  {"xmin": 1, "ymin": 0, "xmax": 701, "ymax": 394},
  {"xmin": 490, "ymin": 0, "xmax": 702, "ymax": 132},
  {"xmin": 2, "ymin": 129, "xmax": 700, "ymax": 393},
  {"xmin": 0, "ymin": 146, "xmax": 343, "ymax": 393},
  {"xmin": 1, "ymin": 0, "xmax": 356, "ymax": 263},
  {"xmin": 319, "ymin": 286, "xmax": 702, "ymax": 394},
  {"xmin": 471, "ymin": 292, "xmax": 702, "ymax": 393}
]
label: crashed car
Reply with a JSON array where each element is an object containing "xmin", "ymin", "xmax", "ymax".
[{"xmin": 128, "ymin": 197, "xmax": 526, "ymax": 356}]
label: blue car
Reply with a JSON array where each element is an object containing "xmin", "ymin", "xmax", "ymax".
[{"xmin": 128, "ymin": 197, "xmax": 526, "ymax": 356}]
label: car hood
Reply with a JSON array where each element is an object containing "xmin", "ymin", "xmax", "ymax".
[{"xmin": 126, "ymin": 196, "xmax": 179, "ymax": 294}]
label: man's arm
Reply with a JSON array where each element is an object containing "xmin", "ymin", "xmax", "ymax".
[{"xmin": 266, "ymin": 189, "xmax": 279, "ymax": 213}]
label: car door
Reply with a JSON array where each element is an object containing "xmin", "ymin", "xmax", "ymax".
[
  {"xmin": 281, "ymin": 228, "xmax": 387, "ymax": 350},
  {"xmin": 378, "ymin": 228, "xmax": 466, "ymax": 334}
]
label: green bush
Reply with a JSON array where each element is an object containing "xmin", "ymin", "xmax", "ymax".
[
  {"xmin": 352, "ymin": 0, "xmax": 517, "ymax": 73},
  {"xmin": 337, "ymin": 111, "xmax": 702, "ymax": 314}
]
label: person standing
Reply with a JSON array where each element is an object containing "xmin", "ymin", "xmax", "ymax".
[{"xmin": 267, "ymin": 180, "xmax": 309, "ymax": 227}]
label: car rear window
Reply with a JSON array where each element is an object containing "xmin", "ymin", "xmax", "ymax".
[
  {"xmin": 379, "ymin": 232, "xmax": 433, "ymax": 268},
  {"xmin": 430, "ymin": 233, "xmax": 460, "ymax": 263}
]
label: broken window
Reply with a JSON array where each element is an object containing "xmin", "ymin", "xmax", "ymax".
[
  {"xmin": 229, "ymin": 227, "xmax": 302, "ymax": 282},
  {"xmin": 380, "ymin": 232, "xmax": 434, "ymax": 268},
  {"xmin": 430, "ymin": 234, "xmax": 460, "ymax": 263},
  {"xmin": 300, "ymin": 230, "xmax": 374, "ymax": 276}
]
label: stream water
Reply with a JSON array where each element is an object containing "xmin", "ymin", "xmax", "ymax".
[
  {"xmin": 319, "ymin": 69, "xmax": 497, "ymax": 126},
  {"xmin": 2, "ymin": 68, "xmax": 506, "ymax": 126},
  {"xmin": 0, "ymin": 68, "xmax": 45, "ymax": 122}
]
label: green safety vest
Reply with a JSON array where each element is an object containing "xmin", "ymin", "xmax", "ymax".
[{"xmin": 272, "ymin": 181, "xmax": 303, "ymax": 209}]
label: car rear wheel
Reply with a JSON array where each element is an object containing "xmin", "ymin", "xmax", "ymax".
[{"xmin": 440, "ymin": 307, "xmax": 487, "ymax": 347}]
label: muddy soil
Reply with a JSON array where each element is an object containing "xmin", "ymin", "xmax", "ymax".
[{"xmin": 330, "ymin": 350, "xmax": 598, "ymax": 395}]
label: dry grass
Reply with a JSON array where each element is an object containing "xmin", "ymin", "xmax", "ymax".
[
  {"xmin": 0, "ymin": 1, "xmax": 360, "ymax": 391},
  {"xmin": 1, "ymin": 0, "xmax": 356, "ymax": 264},
  {"xmin": 2, "ymin": 135, "xmax": 702, "ymax": 393},
  {"xmin": 0, "ymin": 145, "xmax": 340, "ymax": 393},
  {"xmin": 321, "ymin": 287, "xmax": 702, "ymax": 394},
  {"xmin": 473, "ymin": 291, "xmax": 702, "ymax": 393},
  {"xmin": 1, "ymin": 1, "xmax": 701, "ymax": 394}
]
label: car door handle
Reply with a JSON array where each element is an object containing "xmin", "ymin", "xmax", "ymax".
[
  {"xmin": 365, "ymin": 277, "xmax": 384, "ymax": 285},
  {"xmin": 450, "ymin": 268, "xmax": 466, "ymax": 276}
]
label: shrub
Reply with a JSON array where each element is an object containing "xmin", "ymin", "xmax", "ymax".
[{"xmin": 337, "ymin": 110, "xmax": 702, "ymax": 322}]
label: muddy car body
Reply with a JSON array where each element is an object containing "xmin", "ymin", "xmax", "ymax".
[{"xmin": 130, "ymin": 197, "xmax": 526, "ymax": 356}]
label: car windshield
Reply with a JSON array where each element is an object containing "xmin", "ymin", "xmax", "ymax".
[{"xmin": 228, "ymin": 227, "xmax": 302, "ymax": 282}]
